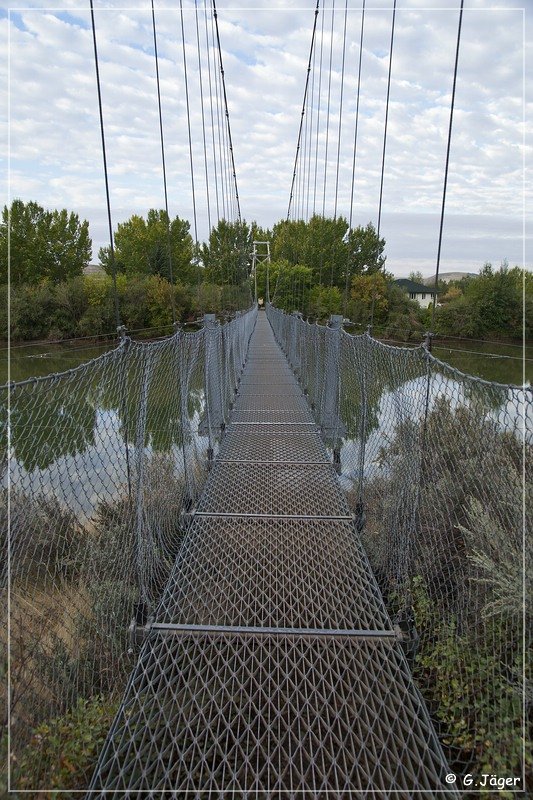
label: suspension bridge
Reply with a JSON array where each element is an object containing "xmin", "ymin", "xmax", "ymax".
[
  {"xmin": 4, "ymin": 302, "xmax": 529, "ymax": 794},
  {"xmin": 89, "ymin": 309, "xmax": 454, "ymax": 794},
  {"xmin": 3, "ymin": 0, "xmax": 531, "ymax": 796}
]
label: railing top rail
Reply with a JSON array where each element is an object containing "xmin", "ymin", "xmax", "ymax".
[
  {"xmin": 3, "ymin": 304, "xmax": 258, "ymax": 392},
  {"xmin": 423, "ymin": 346, "xmax": 532, "ymax": 394},
  {"xmin": 266, "ymin": 302, "xmax": 531, "ymax": 394},
  {"xmin": 2, "ymin": 336, "xmax": 128, "ymax": 390}
]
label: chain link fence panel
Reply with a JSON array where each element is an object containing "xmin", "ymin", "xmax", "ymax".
[
  {"xmin": 1, "ymin": 305, "xmax": 257, "ymax": 790},
  {"xmin": 267, "ymin": 302, "xmax": 532, "ymax": 787}
]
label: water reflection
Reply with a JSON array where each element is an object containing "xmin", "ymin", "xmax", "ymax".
[
  {"xmin": 336, "ymin": 365, "xmax": 530, "ymax": 489},
  {"xmin": 4, "ymin": 337, "xmax": 211, "ymax": 519},
  {"xmin": 3, "ymin": 332, "xmax": 530, "ymax": 522}
]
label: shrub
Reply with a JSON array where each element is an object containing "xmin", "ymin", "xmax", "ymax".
[
  {"xmin": 78, "ymin": 273, "xmax": 117, "ymax": 337},
  {"xmin": 120, "ymin": 273, "xmax": 150, "ymax": 332},
  {"xmin": 145, "ymin": 273, "xmax": 177, "ymax": 331},
  {"xmin": 49, "ymin": 276, "xmax": 89, "ymax": 339},
  {"xmin": 362, "ymin": 397, "xmax": 531, "ymax": 783},
  {"xmin": 413, "ymin": 591, "xmax": 527, "ymax": 785},
  {"xmin": 10, "ymin": 282, "xmax": 57, "ymax": 340},
  {"xmin": 192, "ymin": 282, "xmax": 222, "ymax": 315},
  {"xmin": 12, "ymin": 694, "xmax": 119, "ymax": 792},
  {"xmin": 0, "ymin": 285, "xmax": 7, "ymax": 339},
  {"xmin": 7, "ymin": 490, "xmax": 84, "ymax": 586}
]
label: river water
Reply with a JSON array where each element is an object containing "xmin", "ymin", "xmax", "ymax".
[
  {"xmin": 3, "ymin": 333, "xmax": 530, "ymax": 521},
  {"xmin": 3, "ymin": 336, "xmax": 531, "ymax": 386}
]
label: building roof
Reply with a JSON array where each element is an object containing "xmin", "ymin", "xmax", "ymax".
[{"xmin": 394, "ymin": 278, "xmax": 436, "ymax": 294}]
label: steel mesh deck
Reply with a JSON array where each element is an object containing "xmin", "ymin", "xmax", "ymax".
[
  {"xmin": 233, "ymin": 393, "xmax": 308, "ymax": 411},
  {"xmin": 90, "ymin": 310, "xmax": 456, "ymax": 796},
  {"xmin": 231, "ymin": 408, "xmax": 314, "ymax": 423},
  {"xmin": 197, "ymin": 463, "xmax": 349, "ymax": 516},
  {"xmin": 218, "ymin": 428, "xmax": 329, "ymax": 463},
  {"xmin": 91, "ymin": 632, "xmax": 453, "ymax": 795},
  {"xmin": 156, "ymin": 517, "xmax": 390, "ymax": 629}
]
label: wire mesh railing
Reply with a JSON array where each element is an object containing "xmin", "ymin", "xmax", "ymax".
[
  {"xmin": 1, "ymin": 305, "xmax": 257, "ymax": 790},
  {"xmin": 267, "ymin": 302, "xmax": 532, "ymax": 787},
  {"xmin": 88, "ymin": 309, "xmax": 457, "ymax": 796}
]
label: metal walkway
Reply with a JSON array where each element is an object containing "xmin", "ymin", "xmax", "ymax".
[{"xmin": 90, "ymin": 310, "xmax": 455, "ymax": 797}]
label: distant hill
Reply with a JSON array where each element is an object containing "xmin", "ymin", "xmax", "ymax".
[
  {"xmin": 84, "ymin": 263, "xmax": 104, "ymax": 275},
  {"xmin": 423, "ymin": 271, "xmax": 477, "ymax": 285}
]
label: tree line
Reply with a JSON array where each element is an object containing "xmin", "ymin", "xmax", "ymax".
[
  {"xmin": 1, "ymin": 199, "xmax": 530, "ymax": 343},
  {"xmin": 431, "ymin": 263, "xmax": 530, "ymax": 341}
]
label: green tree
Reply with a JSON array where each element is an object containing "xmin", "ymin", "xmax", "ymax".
[
  {"xmin": 270, "ymin": 217, "xmax": 385, "ymax": 292},
  {"xmin": 434, "ymin": 262, "xmax": 530, "ymax": 340},
  {"xmin": 304, "ymin": 215, "xmax": 349, "ymax": 287},
  {"xmin": 99, "ymin": 210, "xmax": 195, "ymax": 284},
  {"xmin": 250, "ymin": 222, "xmax": 272, "ymax": 247},
  {"xmin": 271, "ymin": 219, "xmax": 308, "ymax": 266},
  {"xmin": 345, "ymin": 222, "xmax": 386, "ymax": 277},
  {"xmin": 345, "ymin": 273, "xmax": 424, "ymax": 339},
  {"xmin": 307, "ymin": 285, "xmax": 343, "ymax": 319},
  {"xmin": 271, "ymin": 215, "xmax": 350, "ymax": 288},
  {"xmin": 1, "ymin": 199, "xmax": 91, "ymax": 285},
  {"xmin": 200, "ymin": 219, "xmax": 252, "ymax": 286},
  {"xmin": 348, "ymin": 272, "xmax": 389, "ymax": 326},
  {"xmin": 408, "ymin": 270, "xmax": 425, "ymax": 284},
  {"xmin": 269, "ymin": 260, "xmax": 313, "ymax": 313}
]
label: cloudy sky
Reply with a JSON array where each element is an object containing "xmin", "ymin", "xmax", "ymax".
[{"xmin": 3, "ymin": 0, "xmax": 531, "ymax": 277}]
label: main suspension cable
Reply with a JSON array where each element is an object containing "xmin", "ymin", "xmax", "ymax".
[
  {"xmin": 211, "ymin": 7, "xmax": 227, "ymax": 220},
  {"xmin": 151, "ymin": 0, "xmax": 176, "ymax": 324},
  {"xmin": 377, "ymin": 0, "xmax": 396, "ymax": 240},
  {"xmin": 430, "ymin": 0, "xmax": 465, "ymax": 339},
  {"xmin": 287, "ymin": 0, "xmax": 320, "ymax": 221},
  {"xmin": 321, "ymin": 0, "xmax": 336, "ymax": 217},
  {"xmin": 204, "ymin": 0, "xmax": 220, "ymax": 222},
  {"xmin": 305, "ymin": 32, "xmax": 318, "ymax": 219},
  {"xmin": 301, "ymin": 36, "xmax": 314, "ymax": 220},
  {"xmin": 333, "ymin": 0, "xmax": 348, "ymax": 219},
  {"xmin": 370, "ymin": 0, "xmax": 396, "ymax": 333},
  {"xmin": 195, "ymin": 0, "xmax": 212, "ymax": 233},
  {"xmin": 179, "ymin": 0, "xmax": 199, "ymax": 243},
  {"xmin": 312, "ymin": 6, "xmax": 326, "ymax": 216},
  {"xmin": 348, "ymin": 0, "xmax": 366, "ymax": 228},
  {"xmin": 213, "ymin": 0, "xmax": 241, "ymax": 222},
  {"xmin": 89, "ymin": 0, "xmax": 121, "ymax": 330}
]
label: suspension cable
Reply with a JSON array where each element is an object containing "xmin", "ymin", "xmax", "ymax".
[
  {"xmin": 204, "ymin": 0, "xmax": 220, "ymax": 222},
  {"xmin": 430, "ymin": 0, "xmax": 465, "ymax": 338},
  {"xmin": 377, "ymin": 0, "xmax": 396, "ymax": 240},
  {"xmin": 301, "ymin": 36, "xmax": 314, "ymax": 220},
  {"xmin": 312, "ymin": 6, "xmax": 326, "ymax": 216},
  {"xmin": 349, "ymin": 0, "xmax": 366, "ymax": 228},
  {"xmin": 211, "ymin": 8, "xmax": 227, "ymax": 220},
  {"xmin": 179, "ymin": 0, "xmax": 199, "ymax": 243},
  {"xmin": 287, "ymin": 0, "xmax": 320, "ymax": 221},
  {"xmin": 89, "ymin": 0, "xmax": 120, "ymax": 330},
  {"xmin": 370, "ymin": 0, "xmax": 396, "ymax": 333},
  {"xmin": 298, "ymin": 90, "xmax": 308, "ymax": 219},
  {"xmin": 151, "ymin": 0, "xmax": 176, "ymax": 324},
  {"xmin": 321, "ymin": 0, "xmax": 336, "ymax": 216},
  {"xmin": 333, "ymin": 0, "xmax": 348, "ymax": 219},
  {"xmin": 305, "ymin": 31, "xmax": 318, "ymax": 219},
  {"xmin": 213, "ymin": 0, "xmax": 241, "ymax": 222},
  {"xmin": 195, "ymin": 0, "xmax": 212, "ymax": 233},
  {"xmin": 345, "ymin": 0, "xmax": 366, "ymax": 316}
]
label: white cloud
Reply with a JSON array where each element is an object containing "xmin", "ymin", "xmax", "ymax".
[{"xmin": 3, "ymin": 0, "xmax": 530, "ymax": 276}]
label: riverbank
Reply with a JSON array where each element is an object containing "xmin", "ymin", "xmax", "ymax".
[{"xmin": 3, "ymin": 333, "xmax": 532, "ymax": 386}]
